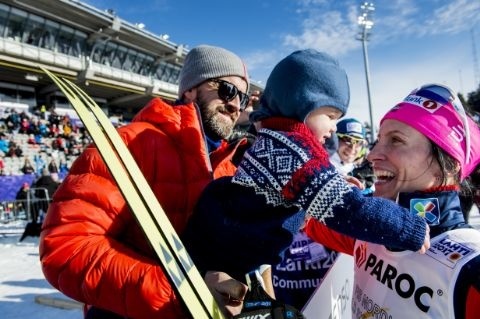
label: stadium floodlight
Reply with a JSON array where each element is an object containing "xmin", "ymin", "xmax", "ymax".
[{"xmin": 357, "ymin": 2, "xmax": 376, "ymax": 144}]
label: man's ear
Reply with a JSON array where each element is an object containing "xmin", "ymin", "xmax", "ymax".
[{"xmin": 183, "ymin": 88, "xmax": 197, "ymax": 103}]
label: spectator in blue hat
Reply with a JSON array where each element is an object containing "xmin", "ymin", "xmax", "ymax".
[{"xmin": 330, "ymin": 118, "xmax": 367, "ymax": 175}]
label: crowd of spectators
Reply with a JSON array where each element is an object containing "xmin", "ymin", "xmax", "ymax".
[{"xmin": 0, "ymin": 107, "xmax": 92, "ymax": 177}]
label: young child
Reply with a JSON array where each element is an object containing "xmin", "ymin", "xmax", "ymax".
[{"xmin": 182, "ymin": 49, "xmax": 429, "ymax": 283}]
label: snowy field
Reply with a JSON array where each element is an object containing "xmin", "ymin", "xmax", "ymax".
[
  {"xmin": 0, "ymin": 221, "xmax": 82, "ymax": 319},
  {"xmin": 1, "ymin": 209, "xmax": 480, "ymax": 319}
]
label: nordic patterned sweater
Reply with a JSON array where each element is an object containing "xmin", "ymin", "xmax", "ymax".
[{"xmin": 182, "ymin": 118, "xmax": 427, "ymax": 281}]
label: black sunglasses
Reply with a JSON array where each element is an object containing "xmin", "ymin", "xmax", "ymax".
[{"xmin": 210, "ymin": 79, "xmax": 250, "ymax": 111}]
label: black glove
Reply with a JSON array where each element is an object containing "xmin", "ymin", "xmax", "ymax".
[{"xmin": 233, "ymin": 270, "xmax": 304, "ymax": 319}]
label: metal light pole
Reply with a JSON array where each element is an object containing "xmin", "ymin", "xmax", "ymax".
[{"xmin": 357, "ymin": 2, "xmax": 376, "ymax": 144}]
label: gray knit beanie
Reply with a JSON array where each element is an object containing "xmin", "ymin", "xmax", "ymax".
[
  {"xmin": 178, "ymin": 45, "xmax": 249, "ymax": 98},
  {"xmin": 250, "ymin": 49, "xmax": 350, "ymax": 123}
]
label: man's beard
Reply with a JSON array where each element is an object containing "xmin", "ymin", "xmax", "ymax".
[{"xmin": 197, "ymin": 98, "xmax": 236, "ymax": 141}]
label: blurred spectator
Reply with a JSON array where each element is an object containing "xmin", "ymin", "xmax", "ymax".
[
  {"xmin": 62, "ymin": 121, "xmax": 72, "ymax": 137},
  {"xmin": 39, "ymin": 120, "xmax": 49, "ymax": 136},
  {"xmin": 27, "ymin": 134, "xmax": 36, "ymax": 145},
  {"xmin": 40, "ymin": 104, "xmax": 47, "ymax": 120},
  {"xmin": 16, "ymin": 182, "xmax": 34, "ymax": 220},
  {"xmin": 34, "ymin": 169, "xmax": 61, "ymax": 218},
  {"xmin": 0, "ymin": 122, "xmax": 6, "ymax": 135},
  {"xmin": 21, "ymin": 157, "xmax": 35, "ymax": 174},
  {"xmin": 16, "ymin": 182, "xmax": 31, "ymax": 201},
  {"xmin": 49, "ymin": 123, "xmax": 59, "ymax": 137},
  {"xmin": 6, "ymin": 144, "xmax": 16, "ymax": 157},
  {"xmin": 53, "ymin": 136, "xmax": 67, "ymax": 152},
  {"xmin": 34, "ymin": 154, "xmax": 46, "ymax": 175},
  {"xmin": 34, "ymin": 169, "xmax": 60, "ymax": 200},
  {"xmin": 17, "ymin": 181, "xmax": 42, "ymax": 241},
  {"xmin": 0, "ymin": 133, "xmax": 9, "ymax": 155},
  {"xmin": 5, "ymin": 110, "xmax": 21, "ymax": 132},
  {"xmin": 14, "ymin": 144, "xmax": 23, "ymax": 157},
  {"xmin": 0, "ymin": 156, "xmax": 5, "ymax": 175},
  {"xmin": 34, "ymin": 134, "xmax": 43, "ymax": 145},
  {"xmin": 59, "ymin": 159, "xmax": 69, "ymax": 174},
  {"xmin": 47, "ymin": 159, "xmax": 59, "ymax": 174},
  {"xmin": 19, "ymin": 118, "xmax": 29, "ymax": 134},
  {"xmin": 330, "ymin": 118, "xmax": 367, "ymax": 175},
  {"xmin": 15, "ymin": 182, "xmax": 30, "ymax": 200},
  {"xmin": 48, "ymin": 111, "xmax": 60, "ymax": 127}
]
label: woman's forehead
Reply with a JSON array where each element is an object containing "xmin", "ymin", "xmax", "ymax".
[
  {"xmin": 379, "ymin": 120, "xmax": 434, "ymax": 148},
  {"xmin": 380, "ymin": 119, "xmax": 421, "ymax": 136}
]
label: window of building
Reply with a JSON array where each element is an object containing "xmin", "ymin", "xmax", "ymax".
[
  {"xmin": 70, "ymin": 30, "xmax": 87, "ymax": 57},
  {"xmin": 114, "ymin": 45, "xmax": 128, "ymax": 70},
  {"xmin": 139, "ymin": 55, "xmax": 154, "ymax": 76},
  {"xmin": 123, "ymin": 48, "xmax": 137, "ymax": 71},
  {"xmin": 103, "ymin": 41, "xmax": 118, "ymax": 66},
  {"xmin": 5, "ymin": 7, "xmax": 27, "ymax": 41},
  {"xmin": 0, "ymin": 3, "xmax": 10, "ymax": 38},
  {"xmin": 56, "ymin": 25, "xmax": 75, "ymax": 55},
  {"xmin": 155, "ymin": 61, "xmax": 180, "ymax": 83},
  {"xmin": 131, "ymin": 52, "xmax": 145, "ymax": 73},
  {"xmin": 41, "ymin": 20, "xmax": 59, "ymax": 51},
  {"xmin": 22, "ymin": 13, "xmax": 45, "ymax": 46}
]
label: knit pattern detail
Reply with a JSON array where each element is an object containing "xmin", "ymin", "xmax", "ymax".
[
  {"xmin": 233, "ymin": 129, "xmax": 310, "ymax": 207},
  {"xmin": 296, "ymin": 168, "xmax": 351, "ymax": 222},
  {"xmin": 231, "ymin": 122, "xmax": 428, "ymax": 252},
  {"xmin": 233, "ymin": 126, "xmax": 353, "ymax": 223}
]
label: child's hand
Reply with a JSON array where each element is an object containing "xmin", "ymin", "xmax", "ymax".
[
  {"xmin": 344, "ymin": 175, "xmax": 364, "ymax": 189},
  {"xmin": 417, "ymin": 224, "xmax": 430, "ymax": 254}
]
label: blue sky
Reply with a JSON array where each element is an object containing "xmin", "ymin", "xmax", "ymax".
[{"xmin": 85, "ymin": 0, "xmax": 480, "ymax": 126}]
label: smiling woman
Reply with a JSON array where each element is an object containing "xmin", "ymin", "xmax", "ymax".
[{"xmin": 307, "ymin": 83, "xmax": 480, "ymax": 319}]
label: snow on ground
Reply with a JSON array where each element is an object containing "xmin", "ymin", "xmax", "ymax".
[
  {"xmin": 1, "ymin": 208, "xmax": 479, "ymax": 319},
  {"xmin": 0, "ymin": 221, "xmax": 82, "ymax": 319}
]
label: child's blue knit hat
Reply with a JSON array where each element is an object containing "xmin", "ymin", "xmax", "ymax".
[{"xmin": 250, "ymin": 49, "xmax": 350, "ymax": 123}]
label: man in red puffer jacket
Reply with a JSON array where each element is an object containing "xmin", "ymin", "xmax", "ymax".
[{"xmin": 39, "ymin": 45, "xmax": 251, "ymax": 318}]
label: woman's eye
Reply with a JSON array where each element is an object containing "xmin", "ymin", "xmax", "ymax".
[{"xmin": 391, "ymin": 136, "xmax": 403, "ymax": 144}]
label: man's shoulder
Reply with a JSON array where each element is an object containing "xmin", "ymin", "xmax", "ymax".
[{"xmin": 132, "ymin": 98, "xmax": 198, "ymax": 124}]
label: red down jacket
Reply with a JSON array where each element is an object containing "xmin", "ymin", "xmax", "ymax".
[{"xmin": 39, "ymin": 98, "xmax": 244, "ymax": 318}]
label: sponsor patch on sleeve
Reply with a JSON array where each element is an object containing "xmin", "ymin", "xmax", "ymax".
[
  {"xmin": 410, "ymin": 198, "xmax": 440, "ymax": 225},
  {"xmin": 427, "ymin": 235, "xmax": 474, "ymax": 268}
]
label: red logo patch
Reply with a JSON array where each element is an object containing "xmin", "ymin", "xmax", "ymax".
[{"xmin": 422, "ymin": 100, "xmax": 438, "ymax": 110}]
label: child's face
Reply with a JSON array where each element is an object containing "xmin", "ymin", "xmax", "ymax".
[{"xmin": 304, "ymin": 107, "xmax": 342, "ymax": 144}]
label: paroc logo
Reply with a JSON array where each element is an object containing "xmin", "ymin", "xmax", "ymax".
[{"xmin": 362, "ymin": 253, "xmax": 433, "ymax": 313}]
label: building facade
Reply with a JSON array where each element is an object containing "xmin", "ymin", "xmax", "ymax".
[{"xmin": 0, "ymin": 0, "xmax": 261, "ymax": 121}]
